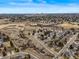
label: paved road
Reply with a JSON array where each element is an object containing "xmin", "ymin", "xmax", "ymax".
[
  {"xmin": 0, "ymin": 23, "xmax": 25, "ymax": 30},
  {"xmin": 1, "ymin": 51, "xmax": 39, "ymax": 59},
  {"xmin": 0, "ymin": 23, "xmax": 39, "ymax": 59},
  {"xmin": 0, "ymin": 23, "xmax": 77, "ymax": 59},
  {"xmin": 53, "ymin": 33, "xmax": 78, "ymax": 59},
  {"xmin": 25, "ymin": 49, "xmax": 43, "ymax": 59},
  {"xmin": 29, "ymin": 34, "xmax": 57, "ymax": 55}
]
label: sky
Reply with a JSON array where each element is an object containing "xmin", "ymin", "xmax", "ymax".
[{"xmin": 0, "ymin": 0, "xmax": 79, "ymax": 13}]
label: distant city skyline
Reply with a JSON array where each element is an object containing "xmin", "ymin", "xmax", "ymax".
[{"xmin": 0, "ymin": 0, "xmax": 79, "ymax": 13}]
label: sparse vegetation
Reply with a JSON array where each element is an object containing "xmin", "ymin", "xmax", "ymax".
[{"xmin": 0, "ymin": 14, "xmax": 78, "ymax": 59}]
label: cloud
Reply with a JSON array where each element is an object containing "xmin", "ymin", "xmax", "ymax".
[
  {"xmin": 67, "ymin": 3, "xmax": 78, "ymax": 6},
  {"xmin": 34, "ymin": 0, "xmax": 47, "ymax": 3},
  {"xmin": 0, "ymin": 0, "xmax": 79, "ymax": 13},
  {"xmin": 0, "ymin": 4, "xmax": 79, "ymax": 13},
  {"xmin": 8, "ymin": 0, "xmax": 49, "ymax": 7}
]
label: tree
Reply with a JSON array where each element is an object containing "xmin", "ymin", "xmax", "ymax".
[
  {"xmin": 28, "ymin": 32, "xmax": 30, "ymax": 35},
  {"xmin": 10, "ymin": 41, "xmax": 14, "ymax": 47},
  {"xmin": 3, "ymin": 47, "xmax": 7, "ymax": 51},
  {"xmin": 15, "ymin": 48, "xmax": 19, "ymax": 52},
  {"xmin": 24, "ymin": 54, "xmax": 30, "ymax": 59},
  {"xmin": 48, "ymin": 41, "xmax": 53, "ymax": 47},
  {"xmin": 2, "ymin": 51, "xmax": 7, "ymax": 56}
]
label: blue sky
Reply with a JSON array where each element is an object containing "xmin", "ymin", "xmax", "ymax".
[{"xmin": 0, "ymin": 0, "xmax": 79, "ymax": 13}]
